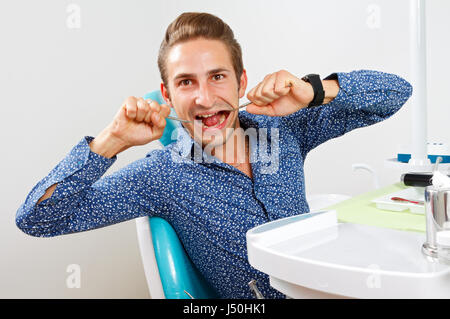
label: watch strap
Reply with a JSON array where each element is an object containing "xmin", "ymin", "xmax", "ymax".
[{"xmin": 301, "ymin": 74, "xmax": 325, "ymax": 107}]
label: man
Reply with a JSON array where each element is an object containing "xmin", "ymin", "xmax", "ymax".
[{"xmin": 16, "ymin": 12, "xmax": 412, "ymax": 299}]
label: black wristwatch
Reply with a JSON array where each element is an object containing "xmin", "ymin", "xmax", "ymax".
[{"xmin": 301, "ymin": 74, "xmax": 325, "ymax": 107}]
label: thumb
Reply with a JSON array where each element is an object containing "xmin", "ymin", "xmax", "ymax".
[{"xmin": 245, "ymin": 103, "xmax": 276, "ymax": 116}]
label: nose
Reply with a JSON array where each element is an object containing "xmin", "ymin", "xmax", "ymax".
[{"xmin": 194, "ymin": 80, "xmax": 215, "ymax": 107}]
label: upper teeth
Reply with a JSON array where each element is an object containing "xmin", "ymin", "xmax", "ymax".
[{"xmin": 197, "ymin": 112, "xmax": 218, "ymax": 118}]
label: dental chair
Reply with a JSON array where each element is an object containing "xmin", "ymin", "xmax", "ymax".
[{"xmin": 135, "ymin": 90, "xmax": 219, "ymax": 299}]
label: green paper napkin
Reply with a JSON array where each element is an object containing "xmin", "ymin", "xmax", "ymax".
[{"xmin": 324, "ymin": 183, "xmax": 426, "ymax": 233}]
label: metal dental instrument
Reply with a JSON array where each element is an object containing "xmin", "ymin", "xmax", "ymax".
[
  {"xmin": 248, "ymin": 279, "xmax": 264, "ymax": 299},
  {"xmin": 165, "ymin": 115, "xmax": 193, "ymax": 123},
  {"xmin": 144, "ymin": 99, "xmax": 194, "ymax": 123},
  {"xmin": 228, "ymin": 82, "xmax": 293, "ymax": 112},
  {"xmin": 166, "ymin": 101, "xmax": 252, "ymax": 123},
  {"xmin": 229, "ymin": 101, "xmax": 252, "ymax": 112},
  {"xmin": 161, "ymin": 82, "xmax": 294, "ymax": 123},
  {"xmin": 183, "ymin": 290, "xmax": 195, "ymax": 299}
]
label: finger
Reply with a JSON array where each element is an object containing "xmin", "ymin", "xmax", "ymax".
[
  {"xmin": 147, "ymin": 99, "xmax": 161, "ymax": 114},
  {"xmin": 246, "ymin": 76, "xmax": 266, "ymax": 103},
  {"xmin": 274, "ymin": 71, "xmax": 296, "ymax": 96},
  {"xmin": 254, "ymin": 81, "xmax": 273, "ymax": 106},
  {"xmin": 144, "ymin": 107, "xmax": 153, "ymax": 123},
  {"xmin": 247, "ymin": 81, "xmax": 269, "ymax": 106},
  {"xmin": 159, "ymin": 104, "xmax": 171, "ymax": 118},
  {"xmin": 124, "ymin": 96, "xmax": 138, "ymax": 120},
  {"xmin": 143, "ymin": 99, "xmax": 155, "ymax": 123},
  {"xmin": 248, "ymin": 74, "xmax": 275, "ymax": 106},
  {"xmin": 247, "ymin": 85, "xmax": 257, "ymax": 103},
  {"xmin": 151, "ymin": 110, "xmax": 166, "ymax": 128},
  {"xmin": 136, "ymin": 98, "xmax": 149, "ymax": 122},
  {"xmin": 260, "ymin": 73, "xmax": 281, "ymax": 101}
]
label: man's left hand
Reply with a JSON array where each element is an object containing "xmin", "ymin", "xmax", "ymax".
[{"xmin": 245, "ymin": 70, "xmax": 314, "ymax": 117}]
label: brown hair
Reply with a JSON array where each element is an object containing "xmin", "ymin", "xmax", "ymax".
[{"xmin": 158, "ymin": 12, "xmax": 243, "ymax": 89}]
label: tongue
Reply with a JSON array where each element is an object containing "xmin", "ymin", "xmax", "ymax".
[{"xmin": 202, "ymin": 113, "xmax": 221, "ymax": 127}]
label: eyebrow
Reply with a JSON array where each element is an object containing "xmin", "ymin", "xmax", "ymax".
[{"xmin": 172, "ymin": 68, "xmax": 231, "ymax": 82}]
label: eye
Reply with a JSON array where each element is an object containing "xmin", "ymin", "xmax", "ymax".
[
  {"xmin": 179, "ymin": 79, "xmax": 192, "ymax": 86},
  {"xmin": 213, "ymin": 74, "xmax": 224, "ymax": 81}
]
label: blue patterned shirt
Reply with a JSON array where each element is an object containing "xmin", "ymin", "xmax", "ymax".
[{"xmin": 16, "ymin": 70, "xmax": 412, "ymax": 299}]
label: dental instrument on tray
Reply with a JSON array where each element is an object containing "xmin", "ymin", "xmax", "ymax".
[{"xmin": 391, "ymin": 197, "xmax": 424, "ymax": 205}]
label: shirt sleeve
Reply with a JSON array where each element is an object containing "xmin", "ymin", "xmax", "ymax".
[
  {"xmin": 15, "ymin": 136, "xmax": 169, "ymax": 237},
  {"xmin": 281, "ymin": 69, "xmax": 413, "ymax": 158}
]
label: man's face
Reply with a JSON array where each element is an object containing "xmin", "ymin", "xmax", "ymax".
[{"xmin": 161, "ymin": 38, "xmax": 247, "ymax": 148}]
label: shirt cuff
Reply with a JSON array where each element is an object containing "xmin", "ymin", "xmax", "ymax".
[{"xmin": 322, "ymin": 72, "xmax": 347, "ymax": 107}]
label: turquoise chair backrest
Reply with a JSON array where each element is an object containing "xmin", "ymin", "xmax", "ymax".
[
  {"xmin": 143, "ymin": 90, "xmax": 219, "ymax": 299},
  {"xmin": 142, "ymin": 91, "xmax": 178, "ymax": 146}
]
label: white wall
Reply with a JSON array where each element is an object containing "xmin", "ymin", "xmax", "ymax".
[{"xmin": 1, "ymin": 0, "xmax": 448, "ymax": 298}]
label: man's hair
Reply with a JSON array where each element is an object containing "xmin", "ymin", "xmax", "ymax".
[{"xmin": 158, "ymin": 12, "xmax": 243, "ymax": 90}]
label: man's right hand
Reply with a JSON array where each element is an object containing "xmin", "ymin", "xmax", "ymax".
[
  {"xmin": 37, "ymin": 97, "xmax": 170, "ymax": 204},
  {"xmin": 89, "ymin": 97, "xmax": 171, "ymax": 158}
]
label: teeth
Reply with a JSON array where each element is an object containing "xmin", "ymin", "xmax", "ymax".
[
  {"xmin": 218, "ymin": 113, "xmax": 226, "ymax": 125},
  {"xmin": 197, "ymin": 112, "xmax": 219, "ymax": 118},
  {"xmin": 203, "ymin": 113, "xmax": 226, "ymax": 128}
]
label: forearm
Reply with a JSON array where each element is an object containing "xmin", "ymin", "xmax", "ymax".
[
  {"xmin": 36, "ymin": 183, "xmax": 57, "ymax": 204},
  {"xmin": 17, "ymin": 152, "xmax": 160, "ymax": 237},
  {"xmin": 282, "ymin": 70, "xmax": 413, "ymax": 157},
  {"xmin": 320, "ymin": 70, "xmax": 413, "ymax": 134},
  {"xmin": 36, "ymin": 131, "xmax": 125, "ymax": 205},
  {"xmin": 89, "ymin": 127, "xmax": 130, "ymax": 159},
  {"xmin": 321, "ymin": 79, "xmax": 340, "ymax": 105},
  {"xmin": 16, "ymin": 136, "xmax": 117, "ymax": 235}
]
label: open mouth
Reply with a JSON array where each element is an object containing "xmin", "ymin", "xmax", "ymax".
[{"xmin": 194, "ymin": 110, "xmax": 231, "ymax": 131}]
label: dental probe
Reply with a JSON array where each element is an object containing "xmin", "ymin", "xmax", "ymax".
[
  {"xmin": 166, "ymin": 101, "xmax": 251, "ymax": 123},
  {"xmin": 167, "ymin": 82, "xmax": 293, "ymax": 122}
]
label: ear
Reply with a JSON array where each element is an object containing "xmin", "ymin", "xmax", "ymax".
[
  {"xmin": 160, "ymin": 83, "xmax": 172, "ymax": 107},
  {"xmin": 238, "ymin": 69, "xmax": 248, "ymax": 99}
]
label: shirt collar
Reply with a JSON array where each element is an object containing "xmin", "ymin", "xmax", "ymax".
[
  {"xmin": 175, "ymin": 123, "xmax": 197, "ymax": 158},
  {"xmin": 174, "ymin": 123, "xmax": 220, "ymax": 163}
]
